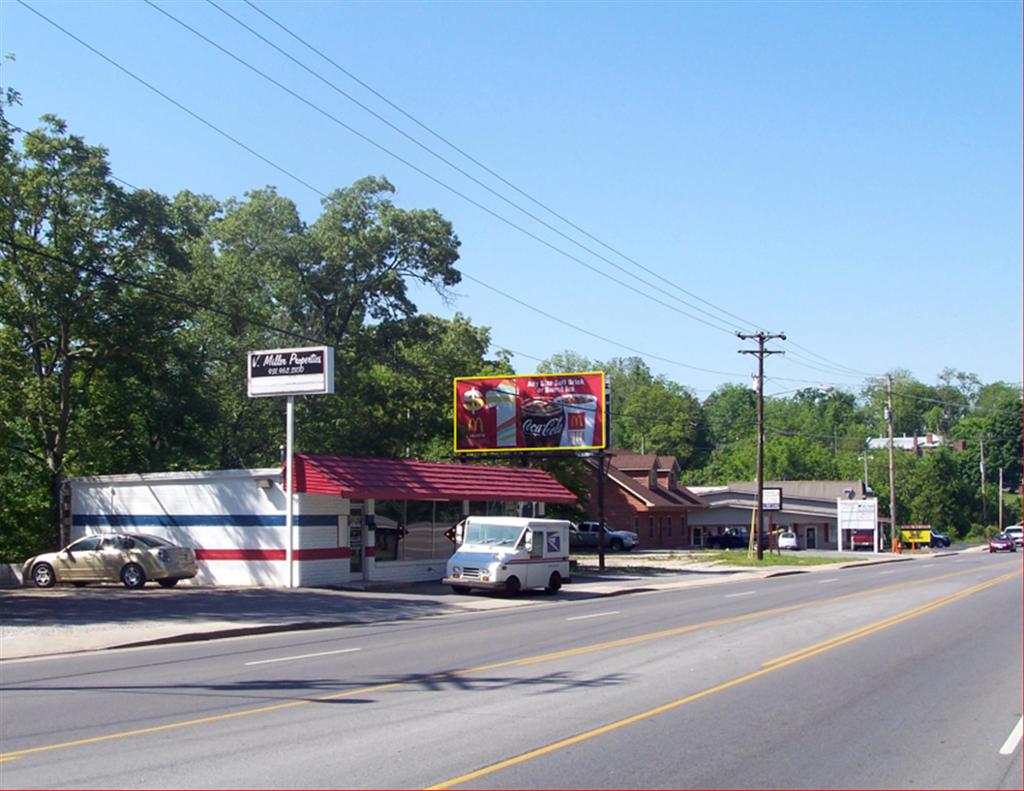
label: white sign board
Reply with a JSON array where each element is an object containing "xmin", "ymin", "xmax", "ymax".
[
  {"xmin": 837, "ymin": 498, "xmax": 878, "ymax": 529},
  {"xmin": 763, "ymin": 487, "xmax": 783, "ymax": 511},
  {"xmin": 247, "ymin": 346, "xmax": 335, "ymax": 398}
]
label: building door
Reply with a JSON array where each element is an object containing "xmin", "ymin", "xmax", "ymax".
[
  {"xmin": 692, "ymin": 527, "xmax": 703, "ymax": 547},
  {"xmin": 348, "ymin": 503, "xmax": 363, "ymax": 574},
  {"xmin": 806, "ymin": 526, "xmax": 817, "ymax": 549}
]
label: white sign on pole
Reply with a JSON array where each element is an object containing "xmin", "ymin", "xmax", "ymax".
[
  {"xmin": 247, "ymin": 346, "xmax": 335, "ymax": 398},
  {"xmin": 837, "ymin": 497, "xmax": 879, "ymax": 552},
  {"xmin": 763, "ymin": 487, "xmax": 783, "ymax": 511},
  {"xmin": 246, "ymin": 346, "xmax": 335, "ymax": 588}
]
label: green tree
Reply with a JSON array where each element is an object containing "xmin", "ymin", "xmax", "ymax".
[{"xmin": 0, "ymin": 115, "xmax": 191, "ymax": 551}]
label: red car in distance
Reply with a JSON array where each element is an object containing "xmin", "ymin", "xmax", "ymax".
[{"xmin": 988, "ymin": 533, "xmax": 1017, "ymax": 553}]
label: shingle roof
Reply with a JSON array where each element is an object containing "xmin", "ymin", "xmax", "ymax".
[
  {"xmin": 288, "ymin": 454, "xmax": 578, "ymax": 504},
  {"xmin": 608, "ymin": 453, "xmax": 656, "ymax": 472},
  {"xmin": 593, "ymin": 459, "xmax": 705, "ymax": 509}
]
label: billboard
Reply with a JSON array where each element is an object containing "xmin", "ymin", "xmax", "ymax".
[
  {"xmin": 247, "ymin": 346, "xmax": 335, "ymax": 398},
  {"xmin": 454, "ymin": 372, "xmax": 606, "ymax": 453}
]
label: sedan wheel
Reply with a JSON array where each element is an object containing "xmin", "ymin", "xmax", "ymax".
[
  {"xmin": 120, "ymin": 563, "xmax": 147, "ymax": 589},
  {"xmin": 157, "ymin": 578, "xmax": 180, "ymax": 588},
  {"xmin": 32, "ymin": 563, "xmax": 56, "ymax": 588}
]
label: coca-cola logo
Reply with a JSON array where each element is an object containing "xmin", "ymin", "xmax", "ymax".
[
  {"xmin": 522, "ymin": 415, "xmax": 564, "ymax": 437},
  {"xmin": 521, "ymin": 399, "xmax": 564, "ymax": 447}
]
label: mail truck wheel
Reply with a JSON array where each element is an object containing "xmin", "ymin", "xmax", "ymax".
[
  {"xmin": 545, "ymin": 571, "xmax": 562, "ymax": 594},
  {"xmin": 450, "ymin": 585, "xmax": 471, "ymax": 595},
  {"xmin": 504, "ymin": 576, "xmax": 521, "ymax": 596},
  {"xmin": 121, "ymin": 563, "xmax": 146, "ymax": 589},
  {"xmin": 32, "ymin": 563, "xmax": 56, "ymax": 588}
]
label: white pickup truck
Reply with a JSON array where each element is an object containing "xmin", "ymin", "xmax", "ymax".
[{"xmin": 443, "ymin": 516, "xmax": 570, "ymax": 595}]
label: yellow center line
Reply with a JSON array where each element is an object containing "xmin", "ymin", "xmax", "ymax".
[
  {"xmin": 427, "ymin": 565, "xmax": 1022, "ymax": 790},
  {"xmin": 0, "ymin": 560, "xmax": 1013, "ymax": 763}
]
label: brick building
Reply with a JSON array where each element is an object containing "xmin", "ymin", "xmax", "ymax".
[{"xmin": 584, "ymin": 450, "xmax": 706, "ymax": 549}]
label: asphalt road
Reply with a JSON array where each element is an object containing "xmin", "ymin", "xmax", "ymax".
[{"xmin": 1, "ymin": 552, "xmax": 1020, "ymax": 789}]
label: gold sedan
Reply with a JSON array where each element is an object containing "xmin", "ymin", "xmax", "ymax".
[{"xmin": 23, "ymin": 533, "xmax": 198, "ymax": 589}]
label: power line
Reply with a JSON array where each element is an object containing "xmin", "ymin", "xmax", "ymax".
[
  {"xmin": 17, "ymin": 2, "xmax": 743, "ymax": 381},
  {"xmin": 142, "ymin": 0, "xmax": 743, "ymax": 338},
  {"xmin": 1, "ymin": 237, "xmax": 322, "ymax": 345},
  {"xmin": 16, "ymin": 1, "xmax": 329, "ymax": 199},
  {"xmin": 464, "ymin": 273, "xmax": 748, "ymax": 378},
  {"xmin": 237, "ymin": 0, "xmax": 767, "ymax": 336},
  {"xmin": 203, "ymin": 0, "xmax": 745, "ymax": 337}
]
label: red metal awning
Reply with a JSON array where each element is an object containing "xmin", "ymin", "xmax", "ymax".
[{"xmin": 287, "ymin": 453, "xmax": 578, "ymax": 504}]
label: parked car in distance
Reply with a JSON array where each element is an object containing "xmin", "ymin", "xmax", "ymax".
[
  {"xmin": 23, "ymin": 533, "xmax": 198, "ymax": 589},
  {"xmin": 928, "ymin": 529, "xmax": 952, "ymax": 548},
  {"xmin": 778, "ymin": 531, "xmax": 799, "ymax": 550},
  {"xmin": 1004, "ymin": 525, "xmax": 1023, "ymax": 549},
  {"xmin": 704, "ymin": 528, "xmax": 751, "ymax": 550},
  {"xmin": 988, "ymin": 532, "xmax": 1017, "ymax": 553},
  {"xmin": 569, "ymin": 521, "xmax": 639, "ymax": 552}
]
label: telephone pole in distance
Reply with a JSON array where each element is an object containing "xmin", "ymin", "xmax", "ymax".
[{"xmin": 738, "ymin": 331, "xmax": 786, "ymax": 560}]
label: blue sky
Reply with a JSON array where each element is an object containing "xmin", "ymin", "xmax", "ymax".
[{"xmin": 3, "ymin": 0, "xmax": 1021, "ymax": 398}]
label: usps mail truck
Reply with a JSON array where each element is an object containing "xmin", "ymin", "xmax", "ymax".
[{"xmin": 443, "ymin": 516, "xmax": 570, "ymax": 595}]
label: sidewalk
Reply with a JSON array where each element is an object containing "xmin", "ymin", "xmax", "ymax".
[{"xmin": 0, "ymin": 550, "xmax": 947, "ymax": 661}]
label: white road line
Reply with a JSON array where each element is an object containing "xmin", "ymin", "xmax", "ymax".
[
  {"xmin": 817, "ymin": 578, "xmax": 840, "ymax": 584},
  {"xmin": 879, "ymin": 570, "xmax": 895, "ymax": 575},
  {"xmin": 245, "ymin": 647, "xmax": 361, "ymax": 666},
  {"xmin": 725, "ymin": 591, "xmax": 757, "ymax": 598},
  {"xmin": 1000, "ymin": 717, "xmax": 1023, "ymax": 755},
  {"xmin": 566, "ymin": 611, "xmax": 620, "ymax": 621}
]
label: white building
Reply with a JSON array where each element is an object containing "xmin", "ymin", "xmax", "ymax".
[{"xmin": 66, "ymin": 454, "xmax": 577, "ymax": 588}]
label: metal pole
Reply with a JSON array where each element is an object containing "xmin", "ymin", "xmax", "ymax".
[
  {"xmin": 980, "ymin": 436, "xmax": 987, "ymax": 525},
  {"xmin": 285, "ymin": 395, "xmax": 295, "ymax": 588},
  {"xmin": 998, "ymin": 468, "xmax": 1004, "ymax": 531},
  {"xmin": 597, "ymin": 451, "xmax": 606, "ymax": 571},
  {"xmin": 886, "ymin": 375, "xmax": 897, "ymax": 553}
]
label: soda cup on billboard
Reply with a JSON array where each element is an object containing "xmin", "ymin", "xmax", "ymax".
[
  {"xmin": 520, "ymin": 399, "xmax": 565, "ymax": 447},
  {"xmin": 555, "ymin": 393, "xmax": 598, "ymax": 446}
]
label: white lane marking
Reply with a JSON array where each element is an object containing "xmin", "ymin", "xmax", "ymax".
[
  {"xmin": 818, "ymin": 578, "xmax": 840, "ymax": 584},
  {"xmin": 245, "ymin": 647, "xmax": 361, "ymax": 666},
  {"xmin": 879, "ymin": 570, "xmax": 895, "ymax": 575},
  {"xmin": 725, "ymin": 591, "xmax": 757, "ymax": 598},
  {"xmin": 917, "ymin": 564, "xmax": 935, "ymax": 568},
  {"xmin": 566, "ymin": 611, "xmax": 620, "ymax": 622},
  {"xmin": 1000, "ymin": 717, "xmax": 1023, "ymax": 755}
]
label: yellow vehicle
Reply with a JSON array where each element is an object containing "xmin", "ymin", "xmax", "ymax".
[{"xmin": 23, "ymin": 533, "xmax": 197, "ymax": 589}]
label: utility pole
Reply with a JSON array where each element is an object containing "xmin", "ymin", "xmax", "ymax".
[
  {"xmin": 886, "ymin": 375, "xmax": 897, "ymax": 552},
  {"xmin": 738, "ymin": 331, "xmax": 786, "ymax": 560},
  {"xmin": 980, "ymin": 436, "xmax": 987, "ymax": 525},
  {"xmin": 999, "ymin": 468, "xmax": 1005, "ymax": 531}
]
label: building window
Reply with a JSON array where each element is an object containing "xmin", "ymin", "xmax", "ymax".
[
  {"xmin": 667, "ymin": 516, "xmax": 673, "ymax": 536},
  {"xmin": 373, "ymin": 500, "xmax": 461, "ymax": 562},
  {"xmin": 648, "ymin": 515, "xmax": 654, "ymax": 538}
]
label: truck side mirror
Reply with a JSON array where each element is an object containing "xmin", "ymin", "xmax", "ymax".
[
  {"xmin": 454, "ymin": 520, "xmax": 465, "ymax": 544},
  {"xmin": 523, "ymin": 531, "xmax": 532, "ymax": 551}
]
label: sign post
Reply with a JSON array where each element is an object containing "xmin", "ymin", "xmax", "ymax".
[{"xmin": 247, "ymin": 346, "xmax": 334, "ymax": 588}]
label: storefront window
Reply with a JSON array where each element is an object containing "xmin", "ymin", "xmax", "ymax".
[{"xmin": 373, "ymin": 500, "xmax": 459, "ymax": 562}]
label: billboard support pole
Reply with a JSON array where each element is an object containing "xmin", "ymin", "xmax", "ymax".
[
  {"xmin": 597, "ymin": 451, "xmax": 606, "ymax": 571},
  {"xmin": 285, "ymin": 395, "xmax": 295, "ymax": 589}
]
